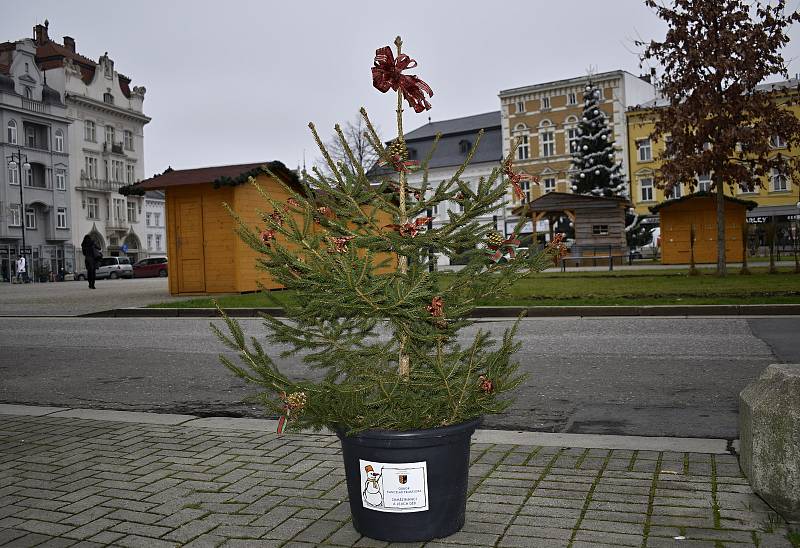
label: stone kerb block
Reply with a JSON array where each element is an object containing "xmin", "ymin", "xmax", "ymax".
[{"xmin": 739, "ymin": 364, "xmax": 800, "ymax": 525}]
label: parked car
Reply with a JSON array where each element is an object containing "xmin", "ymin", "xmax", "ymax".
[
  {"xmin": 133, "ymin": 257, "xmax": 168, "ymax": 278},
  {"xmin": 75, "ymin": 257, "xmax": 134, "ymax": 280}
]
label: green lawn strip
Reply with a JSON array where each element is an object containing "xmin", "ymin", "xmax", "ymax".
[{"xmin": 150, "ymin": 269, "xmax": 800, "ymax": 308}]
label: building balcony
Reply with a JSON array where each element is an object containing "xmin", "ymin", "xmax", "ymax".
[
  {"xmin": 22, "ymin": 98, "xmax": 49, "ymax": 114},
  {"xmin": 106, "ymin": 218, "xmax": 128, "ymax": 231},
  {"xmin": 75, "ymin": 176, "xmax": 123, "ymax": 193},
  {"xmin": 103, "ymin": 142, "xmax": 125, "ymax": 155}
]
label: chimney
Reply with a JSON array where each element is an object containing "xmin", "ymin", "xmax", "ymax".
[
  {"xmin": 63, "ymin": 36, "xmax": 75, "ymax": 53},
  {"xmin": 33, "ymin": 23, "xmax": 49, "ymax": 45}
]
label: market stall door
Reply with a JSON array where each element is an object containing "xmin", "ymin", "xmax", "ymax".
[{"xmin": 175, "ymin": 197, "xmax": 206, "ymax": 293}]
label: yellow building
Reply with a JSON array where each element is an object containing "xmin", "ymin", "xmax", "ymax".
[
  {"xmin": 499, "ymin": 70, "xmax": 656, "ymax": 226},
  {"xmin": 626, "ymin": 79, "xmax": 800, "ymax": 224}
]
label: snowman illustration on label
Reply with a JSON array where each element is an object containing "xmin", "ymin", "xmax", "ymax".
[{"xmin": 362, "ymin": 464, "xmax": 383, "ymax": 508}]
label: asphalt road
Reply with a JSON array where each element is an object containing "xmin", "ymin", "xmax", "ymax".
[{"xmin": 2, "ymin": 316, "xmax": 796, "ymax": 439}]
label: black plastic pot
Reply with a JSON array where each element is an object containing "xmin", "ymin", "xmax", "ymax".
[{"xmin": 337, "ymin": 418, "xmax": 480, "ymax": 542}]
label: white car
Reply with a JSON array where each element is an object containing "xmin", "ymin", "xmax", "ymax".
[{"xmin": 75, "ymin": 257, "xmax": 134, "ymax": 280}]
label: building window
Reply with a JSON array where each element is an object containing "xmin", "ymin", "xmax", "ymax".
[
  {"xmin": 126, "ymin": 165, "xmax": 135, "ymax": 184},
  {"xmin": 459, "ymin": 140, "xmax": 471, "ymax": 154},
  {"xmin": 567, "ymin": 92, "xmax": 577, "ymax": 105},
  {"xmin": 514, "ymin": 180, "xmax": 531, "ymax": 203},
  {"xmin": 770, "ymin": 169, "xmax": 788, "ymax": 191},
  {"xmin": 8, "ymin": 165, "xmax": 19, "ymax": 185},
  {"xmin": 567, "ymin": 127, "xmax": 579, "ymax": 153},
  {"xmin": 640, "ymin": 177, "xmax": 654, "ymax": 201},
  {"xmin": 697, "ymin": 173, "xmax": 711, "ymax": 192},
  {"xmin": 57, "ymin": 207, "xmax": 67, "ymax": 229},
  {"xmin": 103, "ymin": 92, "xmax": 114, "ymax": 104},
  {"xmin": 105, "ymin": 125, "xmax": 115, "ymax": 145},
  {"xmin": 540, "ymin": 124, "xmax": 555, "ymax": 157},
  {"xmin": 515, "ymin": 100, "xmax": 525, "ymax": 114},
  {"xmin": 9, "ymin": 204, "xmax": 21, "ymax": 226},
  {"xmin": 112, "ymin": 160, "xmax": 124, "ymax": 182},
  {"xmin": 85, "ymin": 156, "xmax": 98, "ymax": 179},
  {"xmin": 87, "ymin": 197, "xmax": 99, "ymax": 220},
  {"xmin": 46, "ymin": 168, "xmax": 52, "ymax": 188},
  {"xmin": 55, "ymin": 169, "xmax": 66, "ymax": 190},
  {"xmin": 666, "ymin": 183, "xmax": 682, "ymax": 199},
  {"xmin": 146, "ymin": 212, "xmax": 152, "ymax": 226},
  {"xmin": 54, "ymin": 129, "xmax": 64, "ymax": 152},
  {"xmin": 113, "ymin": 198, "xmax": 125, "ymax": 222},
  {"xmin": 592, "ymin": 224, "xmax": 609, "ymax": 235},
  {"xmin": 124, "ymin": 130, "xmax": 133, "ymax": 150},
  {"xmin": 147, "ymin": 234, "xmax": 153, "ymax": 250},
  {"xmin": 517, "ymin": 135, "xmax": 529, "ymax": 160},
  {"xmin": 25, "ymin": 208, "xmax": 35, "ymax": 230},
  {"xmin": 24, "ymin": 86, "xmax": 32, "ymax": 99},
  {"xmin": 7, "ymin": 120, "xmax": 17, "ymax": 144},
  {"xmin": 769, "ymin": 135, "xmax": 786, "ymax": 149},
  {"xmin": 637, "ymin": 139, "xmax": 652, "ymax": 162},
  {"xmin": 84, "ymin": 120, "xmax": 96, "ymax": 142},
  {"xmin": 543, "ymin": 178, "xmax": 556, "ymax": 193},
  {"xmin": 127, "ymin": 201, "xmax": 137, "ymax": 222},
  {"xmin": 26, "ymin": 126, "xmax": 36, "ymax": 148},
  {"xmin": 541, "ymin": 97, "xmax": 551, "ymax": 110},
  {"xmin": 25, "ymin": 167, "xmax": 33, "ymax": 187},
  {"xmin": 155, "ymin": 234, "xmax": 162, "ymax": 251},
  {"xmin": 154, "ymin": 212, "xmax": 161, "ymax": 227}
]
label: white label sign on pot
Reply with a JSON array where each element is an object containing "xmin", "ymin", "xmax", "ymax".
[{"xmin": 358, "ymin": 459, "xmax": 429, "ymax": 513}]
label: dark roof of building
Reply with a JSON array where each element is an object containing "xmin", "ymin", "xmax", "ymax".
[
  {"xmin": 648, "ymin": 191, "xmax": 758, "ymax": 213},
  {"xmin": 403, "ymin": 110, "xmax": 500, "ymax": 141},
  {"xmin": 512, "ymin": 192, "xmax": 630, "ymax": 216},
  {"xmin": 137, "ymin": 161, "xmax": 300, "ymax": 191},
  {"xmin": 629, "ymin": 78, "xmax": 800, "ymax": 111}
]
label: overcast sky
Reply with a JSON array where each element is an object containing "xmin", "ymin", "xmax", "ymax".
[{"xmin": 4, "ymin": 1, "xmax": 800, "ymax": 178}]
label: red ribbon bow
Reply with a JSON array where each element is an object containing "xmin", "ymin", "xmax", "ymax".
[
  {"xmin": 380, "ymin": 154, "xmax": 419, "ymax": 173},
  {"xmin": 372, "ymin": 46, "xmax": 433, "ymax": 113},
  {"xmin": 486, "ymin": 233, "xmax": 521, "ymax": 263},
  {"xmin": 385, "ymin": 217, "xmax": 431, "ymax": 238},
  {"xmin": 503, "ymin": 163, "xmax": 539, "ymax": 201}
]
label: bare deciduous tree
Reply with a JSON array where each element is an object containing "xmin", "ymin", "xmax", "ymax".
[{"xmin": 315, "ymin": 114, "xmax": 381, "ymax": 176}]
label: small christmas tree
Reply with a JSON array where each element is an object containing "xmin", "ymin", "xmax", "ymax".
[
  {"xmin": 213, "ymin": 37, "xmax": 558, "ymax": 434},
  {"xmin": 571, "ymin": 82, "xmax": 626, "ymax": 196}
]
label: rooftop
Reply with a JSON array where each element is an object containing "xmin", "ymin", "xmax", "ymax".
[
  {"xmin": 403, "ymin": 110, "xmax": 500, "ymax": 141},
  {"xmin": 499, "ymin": 70, "xmax": 644, "ymax": 98},
  {"xmin": 137, "ymin": 161, "xmax": 299, "ymax": 190}
]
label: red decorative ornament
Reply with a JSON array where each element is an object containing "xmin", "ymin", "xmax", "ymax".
[
  {"xmin": 546, "ymin": 233, "xmax": 569, "ymax": 266},
  {"xmin": 485, "ymin": 232, "xmax": 521, "ymax": 263},
  {"xmin": 503, "ymin": 161, "xmax": 539, "ymax": 201},
  {"xmin": 372, "ymin": 45, "xmax": 433, "ymax": 113},
  {"xmin": 327, "ymin": 235, "xmax": 354, "ymax": 253},
  {"xmin": 260, "ymin": 229, "xmax": 276, "ymax": 246},
  {"xmin": 478, "ymin": 375, "xmax": 494, "ymax": 394},
  {"xmin": 268, "ymin": 210, "xmax": 284, "ymax": 226},
  {"xmin": 380, "ymin": 154, "xmax": 419, "ymax": 173},
  {"xmin": 286, "ymin": 197, "xmax": 301, "ymax": 208},
  {"xmin": 426, "ymin": 296, "xmax": 444, "ymax": 317},
  {"xmin": 385, "ymin": 217, "xmax": 431, "ymax": 238}
]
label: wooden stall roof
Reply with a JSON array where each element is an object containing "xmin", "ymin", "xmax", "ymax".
[
  {"xmin": 647, "ymin": 191, "xmax": 758, "ymax": 213},
  {"xmin": 512, "ymin": 192, "xmax": 630, "ymax": 216},
  {"xmin": 136, "ymin": 161, "xmax": 301, "ymax": 191}
]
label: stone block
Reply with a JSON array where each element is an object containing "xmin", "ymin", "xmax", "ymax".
[{"xmin": 739, "ymin": 363, "xmax": 800, "ymax": 524}]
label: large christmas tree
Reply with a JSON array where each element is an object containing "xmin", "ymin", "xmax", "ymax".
[{"xmin": 571, "ymin": 82, "xmax": 626, "ymax": 197}]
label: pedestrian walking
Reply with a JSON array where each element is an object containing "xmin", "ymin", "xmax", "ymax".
[
  {"xmin": 81, "ymin": 234, "xmax": 101, "ymax": 289},
  {"xmin": 14, "ymin": 255, "xmax": 26, "ymax": 284}
]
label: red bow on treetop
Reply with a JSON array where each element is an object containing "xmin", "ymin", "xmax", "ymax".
[{"xmin": 372, "ymin": 46, "xmax": 433, "ymax": 113}]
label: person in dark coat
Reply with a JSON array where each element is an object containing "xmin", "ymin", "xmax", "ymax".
[{"xmin": 81, "ymin": 234, "xmax": 101, "ymax": 289}]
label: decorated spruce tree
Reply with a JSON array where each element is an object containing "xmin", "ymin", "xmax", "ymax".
[
  {"xmin": 213, "ymin": 37, "xmax": 560, "ymax": 434},
  {"xmin": 571, "ymin": 82, "xmax": 626, "ymax": 196}
]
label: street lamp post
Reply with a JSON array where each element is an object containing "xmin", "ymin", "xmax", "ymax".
[{"xmin": 7, "ymin": 147, "xmax": 30, "ymax": 279}]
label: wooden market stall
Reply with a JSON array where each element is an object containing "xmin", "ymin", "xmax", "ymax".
[
  {"xmin": 137, "ymin": 161, "xmax": 302, "ymax": 295},
  {"xmin": 513, "ymin": 192, "xmax": 631, "ymax": 266},
  {"xmin": 649, "ymin": 192, "xmax": 757, "ymax": 265}
]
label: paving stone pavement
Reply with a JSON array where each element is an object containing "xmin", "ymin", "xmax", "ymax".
[{"xmin": 0, "ymin": 414, "xmax": 795, "ymax": 547}]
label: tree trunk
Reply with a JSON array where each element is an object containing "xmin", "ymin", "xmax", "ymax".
[{"xmin": 715, "ymin": 184, "xmax": 727, "ymax": 276}]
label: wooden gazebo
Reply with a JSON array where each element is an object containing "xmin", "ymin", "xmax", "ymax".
[{"xmin": 513, "ymin": 192, "xmax": 631, "ymax": 265}]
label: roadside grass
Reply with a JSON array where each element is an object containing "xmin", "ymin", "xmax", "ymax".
[{"xmin": 152, "ymin": 267, "xmax": 800, "ymax": 308}]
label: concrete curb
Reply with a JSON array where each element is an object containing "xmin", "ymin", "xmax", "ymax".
[
  {"xmin": 75, "ymin": 303, "xmax": 800, "ymax": 319},
  {"xmin": 0, "ymin": 404, "xmax": 732, "ymax": 454}
]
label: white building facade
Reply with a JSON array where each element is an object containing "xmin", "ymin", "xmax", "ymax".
[
  {"xmin": 144, "ymin": 190, "xmax": 165, "ymax": 256},
  {"xmin": 29, "ymin": 22, "xmax": 153, "ymax": 262}
]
